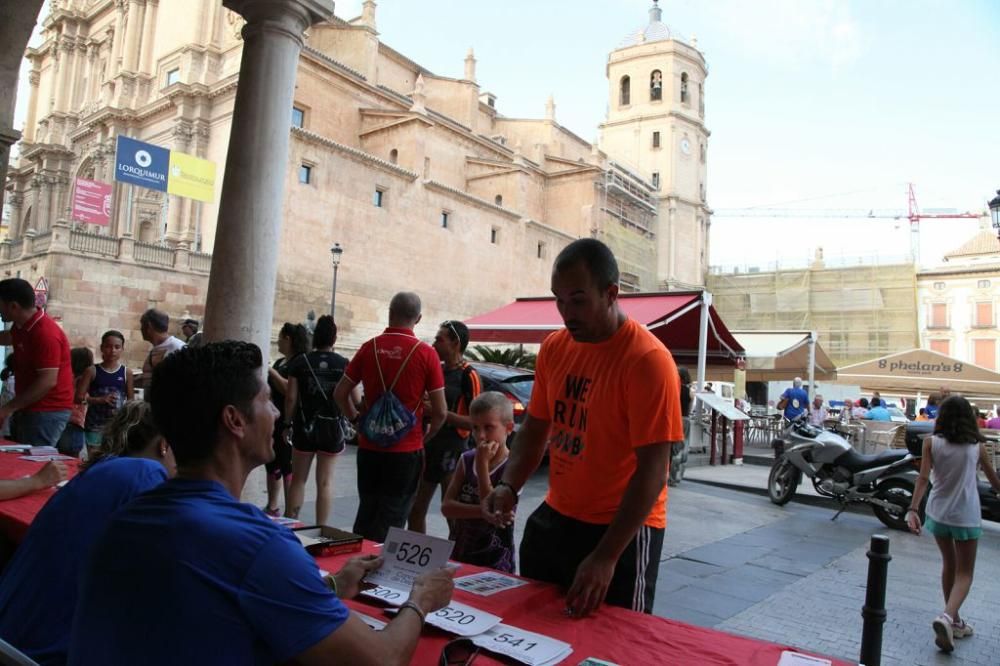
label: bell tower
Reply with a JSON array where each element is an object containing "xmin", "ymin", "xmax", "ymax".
[{"xmin": 599, "ymin": 0, "xmax": 710, "ymax": 288}]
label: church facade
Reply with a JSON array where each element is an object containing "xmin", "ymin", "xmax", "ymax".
[{"xmin": 3, "ymin": 0, "xmax": 710, "ymax": 360}]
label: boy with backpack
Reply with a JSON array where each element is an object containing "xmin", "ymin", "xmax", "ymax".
[{"xmin": 334, "ymin": 292, "xmax": 447, "ymax": 542}]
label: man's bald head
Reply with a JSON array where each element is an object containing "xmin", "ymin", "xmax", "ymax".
[{"xmin": 389, "ymin": 292, "xmax": 422, "ymax": 327}]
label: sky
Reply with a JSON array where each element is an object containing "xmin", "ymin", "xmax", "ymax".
[{"xmin": 14, "ymin": 0, "xmax": 1000, "ymax": 268}]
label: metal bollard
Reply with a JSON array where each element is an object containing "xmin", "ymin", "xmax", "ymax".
[{"xmin": 860, "ymin": 534, "xmax": 891, "ymax": 666}]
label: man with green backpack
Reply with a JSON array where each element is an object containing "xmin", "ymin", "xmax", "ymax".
[{"xmin": 335, "ymin": 292, "xmax": 447, "ymax": 541}]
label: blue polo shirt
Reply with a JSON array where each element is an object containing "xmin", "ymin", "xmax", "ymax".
[
  {"xmin": 0, "ymin": 457, "xmax": 168, "ymax": 666},
  {"xmin": 780, "ymin": 387, "xmax": 809, "ymax": 420},
  {"xmin": 68, "ymin": 478, "xmax": 348, "ymax": 665}
]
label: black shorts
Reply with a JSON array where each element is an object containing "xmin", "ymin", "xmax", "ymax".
[
  {"xmin": 422, "ymin": 438, "xmax": 468, "ymax": 484},
  {"xmin": 520, "ymin": 502, "xmax": 664, "ymax": 613},
  {"xmin": 265, "ymin": 431, "xmax": 293, "ymax": 479},
  {"xmin": 291, "ymin": 421, "xmax": 346, "ymax": 456}
]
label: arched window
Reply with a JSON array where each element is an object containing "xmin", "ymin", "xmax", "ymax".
[
  {"xmin": 494, "ymin": 194, "xmax": 503, "ymax": 206},
  {"xmin": 619, "ymin": 76, "xmax": 630, "ymax": 106},
  {"xmin": 680, "ymin": 73, "xmax": 689, "ymax": 104},
  {"xmin": 649, "ymin": 70, "xmax": 662, "ymax": 101},
  {"xmin": 389, "ymin": 149, "xmax": 398, "ymax": 164}
]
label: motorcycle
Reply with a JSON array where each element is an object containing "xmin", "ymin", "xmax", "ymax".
[{"xmin": 768, "ymin": 416, "xmax": 922, "ymax": 530}]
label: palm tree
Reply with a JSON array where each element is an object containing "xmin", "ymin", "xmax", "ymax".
[{"xmin": 465, "ymin": 345, "xmax": 537, "ymax": 370}]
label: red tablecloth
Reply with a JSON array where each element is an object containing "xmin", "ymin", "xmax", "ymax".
[
  {"xmin": 0, "ymin": 448, "xmax": 80, "ymax": 543},
  {"xmin": 318, "ymin": 542, "xmax": 854, "ymax": 666}
]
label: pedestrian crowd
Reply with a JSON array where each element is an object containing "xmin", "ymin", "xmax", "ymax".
[{"xmin": 0, "ymin": 239, "xmax": 688, "ymax": 664}]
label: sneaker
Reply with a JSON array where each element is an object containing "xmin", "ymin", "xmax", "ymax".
[
  {"xmin": 263, "ymin": 506, "xmax": 281, "ymax": 518},
  {"xmin": 932, "ymin": 613, "xmax": 954, "ymax": 652},
  {"xmin": 952, "ymin": 619, "xmax": 974, "ymax": 639}
]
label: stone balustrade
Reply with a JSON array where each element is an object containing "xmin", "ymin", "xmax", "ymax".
[{"xmin": 3, "ymin": 227, "xmax": 211, "ymax": 274}]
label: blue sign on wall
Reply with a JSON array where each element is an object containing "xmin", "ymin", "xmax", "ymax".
[{"xmin": 114, "ymin": 135, "xmax": 169, "ymax": 192}]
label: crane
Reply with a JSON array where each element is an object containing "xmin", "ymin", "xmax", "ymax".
[{"xmin": 714, "ymin": 183, "xmax": 982, "ymax": 264}]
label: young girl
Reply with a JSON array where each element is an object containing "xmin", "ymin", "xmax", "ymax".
[
  {"xmin": 441, "ymin": 391, "xmax": 516, "ymax": 573},
  {"xmin": 85, "ymin": 330, "xmax": 134, "ymax": 454},
  {"xmin": 907, "ymin": 395, "xmax": 1000, "ymax": 653},
  {"xmin": 57, "ymin": 348, "xmax": 96, "ymax": 457}
]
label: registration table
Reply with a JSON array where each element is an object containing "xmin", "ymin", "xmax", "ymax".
[
  {"xmin": 317, "ymin": 542, "xmax": 853, "ymax": 666},
  {"xmin": 0, "ymin": 447, "xmax": 80, "ymax": 543}
]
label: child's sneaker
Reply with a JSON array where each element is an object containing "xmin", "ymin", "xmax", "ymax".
[
  {"xmin": 951, "ymin": 619, "xmax": 974, "ymax": 639},
  {"xmin": 932, "ymin": 613, "xmax": 954, "ymax": 652}
]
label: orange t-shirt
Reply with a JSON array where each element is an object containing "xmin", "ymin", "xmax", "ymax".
[{"xmin": 528, "ymin": 317, "xmax": 683, "ymax": 529}]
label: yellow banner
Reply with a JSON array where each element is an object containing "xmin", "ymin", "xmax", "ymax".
[{"xmin": 167, "ymin": 151, "xmax": 216, "ymax": 203}]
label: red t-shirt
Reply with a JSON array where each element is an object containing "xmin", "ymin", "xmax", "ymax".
[
  {"xmin": 345, "ymin": 327, "xmax": 445, "ymax": 453},
  {"xmin": 10, "ymin": 309, "xmax": 75, "ymax": 412}
]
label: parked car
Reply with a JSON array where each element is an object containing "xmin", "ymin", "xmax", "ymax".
[{"xmin": 467, "ymin": 362, "xmax": 535, "ymax": 433}]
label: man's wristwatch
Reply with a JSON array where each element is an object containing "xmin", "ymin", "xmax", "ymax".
[{"xmin": 495, "ymin": 480, "xmax": 519, "ymax": 504}]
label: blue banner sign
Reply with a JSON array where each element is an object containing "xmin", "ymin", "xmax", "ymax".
[{"xmin": 114, "ymin": 135, "xmax": 169, "ymax": 192}]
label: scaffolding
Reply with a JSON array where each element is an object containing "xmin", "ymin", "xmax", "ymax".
[
  {"xmin": 595, "ymin": 163, "xmax": 659, "ymax": 292},
  {"xmin": 707, "ymin": 258, "xmax": 919, "ymax": 366}
]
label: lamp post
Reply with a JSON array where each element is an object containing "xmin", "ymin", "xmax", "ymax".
[
  {"xmin": 330, "ymin": 243, "xmax": 343, "ymax": 317},
  {"xmin": 989, "ymin": 190, "xmax": 1000, "ymax": 240}
]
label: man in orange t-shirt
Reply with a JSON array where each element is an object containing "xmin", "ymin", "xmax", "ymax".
[{"xmin": 482, "ymin": 239, "xmax": 683, "ymax": 616}]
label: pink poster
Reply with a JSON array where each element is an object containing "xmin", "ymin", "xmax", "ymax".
[{"xmin": 71, "ymin": 177, "xmax": 113, "ymax": 225}]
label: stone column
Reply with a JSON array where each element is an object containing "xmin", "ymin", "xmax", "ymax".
[
  {"xmin": 203, "ymin": 0, "xmax": 333, "ymax": 352},
  {"xmin": 139, "ymin": 0, "xmax": 158, "ymax": 74},
  {"xmin": 6, "ymin": 193, "xmax": 24, "ymax": 239},
  {"xmin": 23, "ymin": 68, "xmax": 40, "ymax": 143},
  {"xmin": 112, "ymin": 0, "xmax": 126, "ymax": 67},
  {"xmin": 35, "ymin": 176, "xmax": 51, "ymax": 232},
  {"xmin": 123, "ymin": 0, "xmax": 144, "ymax": 72},
  {"xmin": 54, "ymin": 40, "xmax": 73, "ymax": 112}
]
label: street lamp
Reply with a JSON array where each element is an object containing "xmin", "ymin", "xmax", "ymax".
[
  {"xmin": 330, "ymin": 243, "xmax": 343, "ymax": 317},
  {"xmin": 989, "ymin": 190, "xmax": 1000, "ymax": 240}
]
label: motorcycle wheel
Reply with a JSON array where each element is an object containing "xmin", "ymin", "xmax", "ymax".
[
  {"xmin": 872, "ymin": 478, "xmax": 924, "ymax": 531},
  {"xmin": 767, "ymin": 459, "xmax": 800, "ymax": 506}
]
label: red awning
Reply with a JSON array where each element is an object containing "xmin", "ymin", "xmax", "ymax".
[{"xmin": 465, "ymin": 291, "xmax": 744, "ymax": 366}]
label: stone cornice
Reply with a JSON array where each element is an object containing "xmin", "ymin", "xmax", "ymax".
[
  {"xmin": 465, "ymin": 168, "xmax": 522, "ymax": 183},
  {"xmin": 357, "ymin": 111, "xmax": 434, "ymax": 138},
  {"xmin": 423, "ymin": 179, "xmax": 522, "ymax": 220},
  {"xmin": 600, "ymin": 110, "xmax": 709, "ymax": 135},
  {"xmin": 918, "ymin": 264, "xmax": 1000, "ymax": 279},
  {"xmin": 290, "ymin": 126, "xmax": 418, "ymax": 181},
  {"xmin": 525, "ymin": 218, "xmax": 576, "ymax": 242},
  {"xmin": 378, "ymin": 42, "xmax": 433, "ymax": 78}
]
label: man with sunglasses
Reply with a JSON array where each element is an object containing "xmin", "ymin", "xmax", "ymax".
[
  {"xmin": 482, "ymin": 239, "xmax": 683, "ymax": 617},
  {"xmin": 409, "ymin": 320, "xmax": 482, "ymax": 534}
]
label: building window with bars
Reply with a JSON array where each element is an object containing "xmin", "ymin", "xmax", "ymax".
[{"xmin": 652, "ymin": 131, "xmax": 660, "ymax": 148}]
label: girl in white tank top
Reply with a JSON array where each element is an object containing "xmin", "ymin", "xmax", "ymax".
[{"xmin": 906, "ymin": 395, "xmax": 1000, "ymax": 654}]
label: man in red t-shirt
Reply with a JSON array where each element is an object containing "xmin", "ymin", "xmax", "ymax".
[
  {"xmin": 0, "ymin": 278, "xmax": 75, "ymax": 447},
  {"xmin": 335, "ymin": 292, "xmax": 447, "ymax": 541}
]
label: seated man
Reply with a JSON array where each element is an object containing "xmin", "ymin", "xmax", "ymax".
[
  {"xmin": 69, "ymin": 342, "xmax": 454, "ymax": 666},
  {"xmin": 0, "ymin": 402, "xmax": 172, "ymax": 665}
]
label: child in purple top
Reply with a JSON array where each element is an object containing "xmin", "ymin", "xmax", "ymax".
[{"xmin": 442, "ymin": 391, "xmax": 516, "ymax": 573}]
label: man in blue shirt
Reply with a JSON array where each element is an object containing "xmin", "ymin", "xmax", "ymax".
[
  {"xmin": 778, "ymin": 377, "xmax": 809, "ymax": 421},
  {"xmin": 68, "ymin": 342, "xmax": 454, "ymax": 666},
  {"xmin": 864, "ymin": 398, "xmax": 892, "ymax": 421},
  {"xmin": 0, "ymin": 457, "xmax": 169, "ymax": 665}
]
